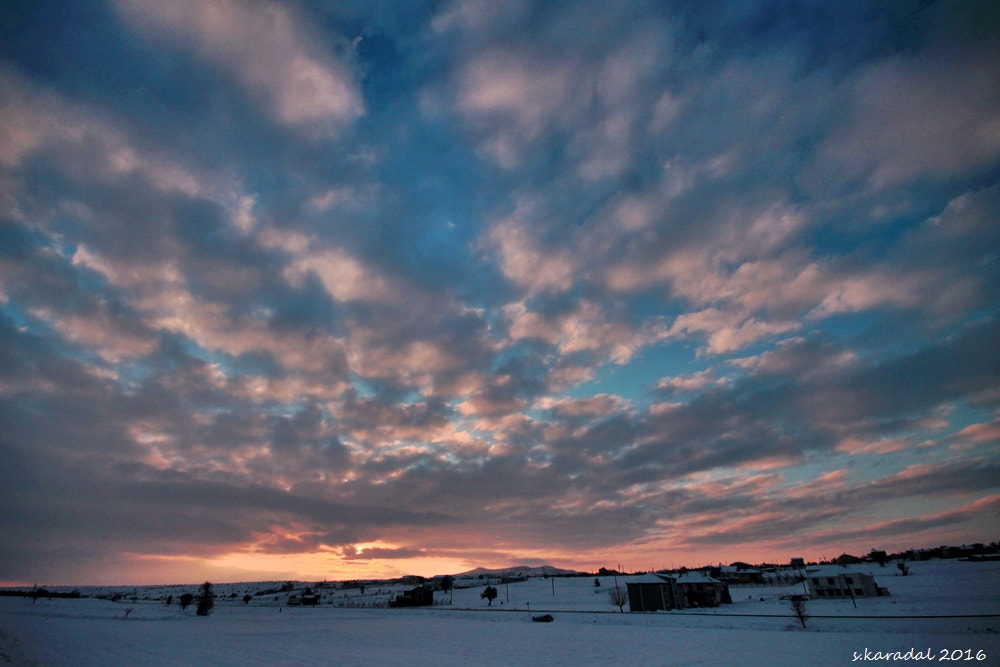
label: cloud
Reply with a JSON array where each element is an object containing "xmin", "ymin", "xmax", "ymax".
[
  {"xmin": 1, "ymin": 0, "xmax": 998, "ymax": 583},
  {"xmin": 457, "ymin": 49, "xmax": 576, "ymax": 168},
  {"xmin": 440, "ymin": 0, "xmax": 674, "ymax": 178},
  {"xmin": 113, "ymin": 0, "xmax": 364, "ymax": 134},
  {"xmin": 342, "ymin": 545, "xmax": 426, "ymax": 561},
  {"xmin": 0, "ymin": 65, "xmax": 224, "ymax": 201},
  {"xmin": 812, "ymin": 48, "xmax": 1000, "ymax": 191},
  {"xmin": 504, "ymin": 299, "xmax": 665, "ymax": 366},
  {"xmin": 488, "ymin": 209, "xmax": 579, "ymax": 295},
  {"xmin": 655, "ymin": 370, "xmax": 726, "ymax": 397}
]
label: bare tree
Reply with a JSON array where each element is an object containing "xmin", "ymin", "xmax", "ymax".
[
  {"xmin": 608, "ymin": 585, "xmax": 629, "ymax": 613},
  {"xmin": 440, "ymin": 575, "xmax": 454, "ymax": 604},
  {"xmin": 789, "ymin": 595, "xmax": 809, "ymax": 629}
]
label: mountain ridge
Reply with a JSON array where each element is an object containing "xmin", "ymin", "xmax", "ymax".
[{"xmin": 451, "ymin": 564, "xmax": 583, "ymax": 578}]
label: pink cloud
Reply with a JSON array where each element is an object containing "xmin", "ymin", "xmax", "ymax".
[
  {"xmin": 835, "ymin": 436, "xmax": 912, "ymax": 456},
  {"xmin": 681, "ymin": 471, "xmax": 785, "ymax": 500},
  {"xmin": 859, "ymin": 493, "xmax": 1000, "ymax": 535},
  {"xmin": 536, "ymin": 394, "xmax": 628, "ymax": 418},
  {"xmin": 815, "ymin": 50, "xmax": 1000, "ymax": 190},
  {"xmin": 114, "ymin": 0, "xmax": 363, "ymax": 134},
  {"xmin": 656, "ymin": 370, "xmax": 721, "ymax": 393},
  {"xmin": 488, "ymin": 208, "xmax": 579, "ymax": 294},
  {"xmin": 0, "ymin": 67, "xmax": 225, "ymax": 198},
  {"xmin": 667, "ymin": 307, "xmax": 798, "ymax": 355},
  {"xmin": 783, "ymin": 469, "xmax": 848, "ymax": 500},
  {"xmin": 953, "ymin": 421, "xmax": 1000, "ymax": 444},
  {"xmin": 505, "ymin": 299, "xmax": 666, "ymax": 365},
  {"xmin": 457, "ymin": 51, "xmax": 577, "ymax": 168}
]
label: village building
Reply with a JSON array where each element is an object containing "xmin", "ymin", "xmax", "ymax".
[
  {"xmin": 626, "ymin": 573, "xmax": 686, "ymax": 612},
  {"xmin": 389, "ymin": 585, "xmax": 434, "ymax": 607},
  {"xmin": 716, "ymin": 564, "xmax": 763, "ymax": 585},
  {"xmin": 286, "ymin": 590, "xmax": 320, "ymax": 606},
  {"xmin": 867, "ymin": 550, "xmax": 888, "ymax": 565},
  {"xmin": 805, "ymin": 566, "xmax": 889, "ymax": 599},
  {"xmin": 675, "ymin": 571, "xmax": 730, "ymax": 607}
]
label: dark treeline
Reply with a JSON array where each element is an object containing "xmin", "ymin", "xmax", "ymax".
[{"xmin": 0, "ymin": 588, "xmax": 82, "ymax": 599}]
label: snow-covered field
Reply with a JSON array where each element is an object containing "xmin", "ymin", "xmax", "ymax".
[{"xmin": 2, "ymin": 560, "xmax": 998, "ymax": 666}]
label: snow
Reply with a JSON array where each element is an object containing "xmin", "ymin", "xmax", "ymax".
[{"xmin": 2, "ymin": 560, "xmax": 998, "ymax": 666}]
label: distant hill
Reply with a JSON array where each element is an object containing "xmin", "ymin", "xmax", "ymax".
[{"xmin": 453, "ymin": 565, "xmax": 583, "ymax": 578}]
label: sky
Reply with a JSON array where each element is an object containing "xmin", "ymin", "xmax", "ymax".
[{"xmin": 0, "ymin": 0, "xmax": 998, "ymax": 586}]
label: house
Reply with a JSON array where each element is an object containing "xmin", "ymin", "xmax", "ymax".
[
  {"xmin": 626, "ymin": 573, "xmax": 686, "ymax": 612},
  {"xmin": 867, "ymin": 550, "xmax": 888, "ymax": 565},
  {"xmin": 675, "ymin": 571, "xmax": 730, "ymax": 607},
  {"xmin": 718, "ymin": 564, "xmax": 763, "ymax": 585},
  {"xmin": 943, "ymin": 545, "xmax": 976, "ymax": 559},
  {"xmin": 389, "ymin": 585, "xmax": 434, "ymax": 607},
  {"xmin": 286, "ymin": 590, "xmax": 320, "ymax": 606},
  {"xmin": 806, "ymin": 566, "xmax": 888, "ymax": 599},
  {"xmin": 790, "ymin": 557, "xmax": 805, "ymax": 569}
]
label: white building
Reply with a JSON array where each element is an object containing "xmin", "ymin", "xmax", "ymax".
[{"xmin": 806, "ymin": 566, "xmax": 888, "ymax": 599}]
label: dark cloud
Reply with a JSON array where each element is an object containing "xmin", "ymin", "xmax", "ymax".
[{"xmin": 342, "ymin": 545, "xmax": 426, "ymax": 561}]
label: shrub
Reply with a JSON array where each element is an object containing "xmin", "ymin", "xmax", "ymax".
[
  {"xmin": 196, "ymin": 582, "xmax": 214, "ymax": 617},
  {"xmin": 789, "ymin": 595, "xmax": 809, "ymax": 629},
  {"xmin": 608, "ymin": 586, "xmax": 629, "ymax": 613}
]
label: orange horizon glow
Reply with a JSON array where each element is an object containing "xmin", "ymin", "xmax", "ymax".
[{"xmin": 7, "ymin": 527, "xmax": 989, "ymax": 588}]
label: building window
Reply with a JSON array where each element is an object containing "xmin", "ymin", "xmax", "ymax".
[{"xmin": 854, "ymin": 589, "xmax": 864, "ymax": 596}]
